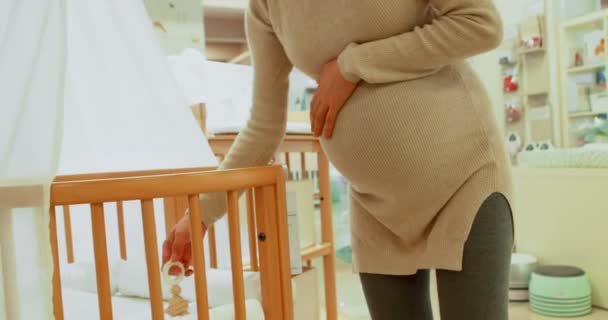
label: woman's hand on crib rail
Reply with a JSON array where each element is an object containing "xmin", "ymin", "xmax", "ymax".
[{"xmin": 162, "ymin": 215, "xmax": 207, "ymax": 277}]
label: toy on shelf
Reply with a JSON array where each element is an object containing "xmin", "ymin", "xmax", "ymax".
[
  {"xmin": 503, "ymin": 68, "xmax": 519, "ymax": 93},
  {"xmin": 499, "ymin": 51, "xmax": 518, "ymax": 66},
  {"xmin": 583, "ymin": 31, "xmax": 605, "ymax": 65},
  {"xmin": 575, "ymin": 50, "xmax": 584, "ymax": 67},
  {"xmin": 596, "ymin": 38, "xmax": 606, "ymax": 57},
  {"xmin": 163, "ymin": 262, "xmax": 190, "ymax": 317},
  {"xmin": 596, "ymin": 68, "xmax": 607, "ymax": 89},
  {"xmin": 506, "ymin": 132, "xmax": 523, "ymax": 158},
  {"xmin": 505, "ymin": 101, "xmax": 522, "ymax": 123},
  {"xmin": 521, "ymin": 36, "xmax": 543, "ymax": 50}
]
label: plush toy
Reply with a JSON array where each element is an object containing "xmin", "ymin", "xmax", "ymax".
[
  {"xmin": 597, "ymin": 68, "xmax": 607, "ymax": 89},
  {"xmin": 575, "ymin": 51, "xmax": 584, "ymax": 67},
  {"xmin": 596, "ymin": 38, "xmax": 606, "ymax": 57},
  {"xmin": 506, "ymin": 104, "xmax": 522, "ymax": 123},
  {"xmin": 506, "ymin": 133, "xmax": 523, "ymax": 158},
  {"xmin": 503, "ymin": 69, "xmax": 519, "ymax": 92}
]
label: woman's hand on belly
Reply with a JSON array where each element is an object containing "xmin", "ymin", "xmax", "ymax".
[{"xmin": 311, "ymin": 58, "xmax": 358, "ymax": 139}]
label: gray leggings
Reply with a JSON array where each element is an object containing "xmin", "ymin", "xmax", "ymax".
[{"xmin": 359, "ymin": 193, "xmax": 514, "ymax": 320}]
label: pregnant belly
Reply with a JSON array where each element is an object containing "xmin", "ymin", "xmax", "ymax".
[{"xmin": 319, "ymin": 67, "xmax": 493, "ymax": 194}]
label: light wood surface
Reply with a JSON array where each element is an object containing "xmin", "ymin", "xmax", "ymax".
[
  {"xmin": 141, "ymin": 199, "xmax": 165, "ymax": 320},
  {"xmin": 227, "ymin": 191, "xmax": 247, "ymax": 319},
  {"xmin": 62, "ymin": 205, "xmax": 75, "ymax": 263},
  {"xmin": 188, "ymin": 194, "xmax": 211, "ymax": 320},
  {"xmin": 51, "ymin": 166, "xmax": 280, "ymax": 205},
  {"xmin": 117, "ymin": 201, "xmax": 127, "ymax": 261},
  {"xmin": 90, "ymin": 203, "xmax": 113, "ymax": 319},
  {"xmin": 246, "ymin": 189, "xmax": 259, "ymax": 271}
]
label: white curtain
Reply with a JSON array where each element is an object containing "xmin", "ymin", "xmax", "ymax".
[
  {"xmin": 0, "ymin": 0, "xmax": 67, "ymax": 319},
  {"xmin": 1, "ymin": 0, "xmax": 217, "ymax": 319}
]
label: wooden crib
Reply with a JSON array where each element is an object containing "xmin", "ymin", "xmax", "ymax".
[
  {"xmin": 49, "ymin": 165, "xmax": 293, "ymax": 320},
  {"xmin": 208, "ymin": 134, "xmax": 338, "ymax": 320}
]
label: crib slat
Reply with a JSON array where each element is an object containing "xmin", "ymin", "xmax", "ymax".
[
  {"xmin": 187, "ymin": 195, "xmax": 210, "ymax": 320},
  {"xmin": 163, "ymin": 197, "xmax": 177, "ymax": 236},
  {"xmin": 50, "ymin": 206, "xmax": 65, "ymax": 320},
  {"xmin": 208, "ymin": 224, "xmax": 218, "ymax": 268},
  {"xmin": 90, "ymin": 203, "xmax": 114, "ymax": 319},
  {"xmin": 62, "ymin": 205, "xmax": 74, "ymax": 263},
  {"xmin": 175, "ymin": 196, "xmax": 189, "ymax": 220},
  {"xmin": 300, "ymin": 152, "xmax": 307, "ymax": 179},
  {"xmin": 141, "ymin": 199, "xmax": 165, "ymax": 320},
  {"xmin": 254, "ymin": 186, "xmax": 284, "ymax": 319},
  {"xmin": 273, "ymin": 180, "xmax": 295, "ymax": 319},
  {"xmin": 284, "ymin": 153, "xmax": 291, "ymax": 180},
  {"xmin": 117, "ymin": 201, "xmax": 127, "ymax": 260},
  {"xmin": 227, "ymin": 191, "xmax": 247, "ymax": 320},
  {"xmin": 246, "ymin": 189, "xmax": 259, "ymax": 271}
]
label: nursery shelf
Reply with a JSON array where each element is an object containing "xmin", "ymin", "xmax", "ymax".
[
  {"xmin": 562, "ymin": 10, "xmax": 607, "ymax": 29},
  {"xmin": 567, "ymin": 63, "xmax": 606, "ymax": 74},
  {"xmin": 519, "ymin": 47, "xmax": 546, "ymax": 54},
  {"xmin": 526, "ymin": 91, "xmax": 549, "ymax": 96},
  {"xmin": 569, "ymin": 111, "xmax": 607, "ymax": 118}
]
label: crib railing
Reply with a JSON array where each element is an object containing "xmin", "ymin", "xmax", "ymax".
[{"xmin": 50, "ymin": 165, "xmax": 293, "ymax": 320}]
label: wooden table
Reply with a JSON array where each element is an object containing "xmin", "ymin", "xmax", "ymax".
[{"xmin": 208, "ymin": 134, "xmax": 338, "ymax": 320}]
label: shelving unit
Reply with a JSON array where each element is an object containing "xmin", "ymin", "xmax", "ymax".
[
  {"xmin": 569, "ymin": 111, "xmax": 607, "ymax": 118},
  {"xmin": 502, "ymin": 13, "xmax": 554, "ymax": 162},
  {"xmin": 558, "ymin": 9, "xmax": 608, "ymax": 147},
  {"xmin": 567, "ymin": 63, "xmax": 605, "ymax": 74}
]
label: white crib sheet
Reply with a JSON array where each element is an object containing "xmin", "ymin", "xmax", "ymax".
[{"xmin": 62, "ymin": 287, "xmax": 265, "ymax": 320}]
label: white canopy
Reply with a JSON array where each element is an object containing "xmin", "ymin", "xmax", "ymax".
[{"xmin": 1, "ymin": 1, "xmax": 217, "ymax": 319}]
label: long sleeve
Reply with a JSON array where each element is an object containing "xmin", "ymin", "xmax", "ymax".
[
  {"xmin": 337, "ymin": 0, "xmax": 503, "ymax": 84},
  {"xmin": 199, "ymin": 0, "xmax": 293, "ymax": 226}
]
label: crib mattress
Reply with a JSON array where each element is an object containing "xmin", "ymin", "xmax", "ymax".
[{"xmin": 62, "ymin": 287, "xmax": 265, "ymax": 320}]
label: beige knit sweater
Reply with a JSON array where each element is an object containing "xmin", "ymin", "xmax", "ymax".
[{"xmin": 200, "ymin": 0, "xmax": 513, "ymax": 275}]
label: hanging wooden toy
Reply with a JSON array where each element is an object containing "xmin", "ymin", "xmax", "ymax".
[{"xmin": 162, "ymin": 261, "xmax": 190, "ymax": 317}]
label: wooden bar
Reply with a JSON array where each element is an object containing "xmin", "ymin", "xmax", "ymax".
[
  {"xmin": 254, "ymin": 186, "xmax": 283, "ymax": 319},
  {"xmin": 273, "ymin": 178, "xmax": 294, "ymax": 319},
  {"xmin": 90, "ymin": 203, "xmax": 113, "ymax": 320},
  {"xmin": 301, "ymin": 243, "xmax": 332, "ymax": 261},
  {"xmin": 52, "ymin": 166, "xmax": 282, "ymax": 206},
  {"xmin": 227, "ymin": 191, "xmax": 247, "ymax": 320},
  {"xmin": 62, "ymin": 205, "xmax": 74, "ymax": 263},
  {"xmin": 187, "ymin": 195, "xmax": 210, "ymax": 320},
  {"xmin": 117, "ymin": 201, "xmax": 127, "ymax": 260},
  {"xmin": 175, "ymin": 196, "xmax": 189, "ymax": 220},
  {"xmin": 53, "ymin": 166, "xmax": 216, "ymax": 182},
  {"xmin": 317, "ymin": 151, "xmax": 337, "ymax": 320},
  {"xmin": 300, "ymin": 153, "xmax": 307, "ymax": 179},
  {"xmin": 50, "ymin": 206, "xmax": 64, "ymax": 320},
  {"xmin": 163, "ymin": 197, "xmax": 177, "ymax": 236},
  {"xmin": 208, "ymin": 224, "xmax": 218, "ymax": 269},
  {"xmin": 284, "ymin": 153, "xmax": 291, "ymax": 179},
  {"xmin": 141, "ymin": 199, "xmax": 165, "ymax": 320},
  {"xmin": 246, "ymin": 189, "xmax": 259, "ymax": 271}
]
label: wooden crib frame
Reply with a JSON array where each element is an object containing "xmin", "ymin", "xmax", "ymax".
[
  {"xmin": 49, "ymin": 165, "xmax": 293, "ymax": 320},
  {"xmin": 208, "ymin": 134, "xmax": 338, "ymax": 320}
]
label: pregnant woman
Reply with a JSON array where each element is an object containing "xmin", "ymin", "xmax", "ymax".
[{"xmin": 164, "ymin": 0, "xmax": 514, "ymax": 318}]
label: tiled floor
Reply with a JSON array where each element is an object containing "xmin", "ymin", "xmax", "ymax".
[{"xmin": 320, "ymin": 259, "xmax": 608, "ymax": 320}]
